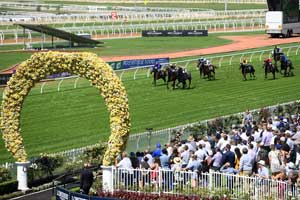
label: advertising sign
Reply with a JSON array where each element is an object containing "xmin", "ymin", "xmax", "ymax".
[
  {"xmin": 122, "ymin": 58, "xmax": 169, "ymax": 69},
  {"xmin": 142, "ymin": 30, "xmax": 208, "ymax": 37}
]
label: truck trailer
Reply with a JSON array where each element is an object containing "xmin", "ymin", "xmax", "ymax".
[{"xmin": 265, "ymin": 0, "xmax": 300, "ymax": 37}]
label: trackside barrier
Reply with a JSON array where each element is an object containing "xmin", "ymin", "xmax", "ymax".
[
  {"xmin": 113, "ymin": 44, "xmax": 299, "ymax": 81},
  {"xmin": 35, "ymin": 43, "xmax": 295, "ymax": 91},
  {"xmin": 109, "ymin": 167, "xmax": 298, "ymax": 199}
]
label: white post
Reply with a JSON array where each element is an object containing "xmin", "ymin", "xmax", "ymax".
[
  {"xmin": 102, "ymin": 166, "xmax": 114, "ymax": 193},
  {"xmin": 16, "ymin": 161, "xmax": 30, "ymax": 191}
]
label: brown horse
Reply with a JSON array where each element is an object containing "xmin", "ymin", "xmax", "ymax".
[
  {"xmin": 166, "ymin": 65, "xmax": 191, "ymax": 89},
  {"xmin": 151, "ymin": 66, "xmax": 167, "ymax": 86},
  {"xmin": 263, "ymin": 60, "xmax": 276, "ymax": 79},
  {"xmin": 202, "ymin": 64, "xmax": 216, "ymax": 80},
  {"xmin": 239, "ymin": 63, "xmax": 255, "ymax": 80}
]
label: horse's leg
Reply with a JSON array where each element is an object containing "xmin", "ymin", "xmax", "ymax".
[
  {"xmin": 188, "ymin": 78, "xmax": 191, "ymax": 88},
  {"xmin": 273, "ymin": 71, "xmax": 275, "ymax": 79}
]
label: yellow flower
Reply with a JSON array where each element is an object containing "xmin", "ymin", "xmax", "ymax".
[{"xmin": 1, "ymin": 51, "xmax": 130, "ymax": 165}]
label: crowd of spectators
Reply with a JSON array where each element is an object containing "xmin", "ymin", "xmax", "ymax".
[{"xmin": 115, "ymin": 110, "xmax": 300, "ymax": 193}]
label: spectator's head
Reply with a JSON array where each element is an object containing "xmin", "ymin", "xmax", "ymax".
[
  {"xmin": 130, "ymin": 152, "xmax": 135, "ymax": 158},
  {"xmin": 136, "ymin": 152, "xmax": 141, "ymax": 157},
  {"xmin": 184, "ymin": 145, "xmax": 188, "ymax": 151},
  {"xmin": 248, "ymin": 143, "xmax": 254, "ymax": 150},
  {"xmin": 174, "ymin": 157, "xmax": 181, "ymax": 165},
  {"xmin": 122, "ymin": 152, "xmax": 128, "ymax": 158},
  {"xmin": 154, "ymin": 158, "xmax": 161, "ymax": 166},
  {"xmin": 162, "ymin": 148, "xmax": 168, "ymax": 155},
  {"xmin": 188, "ymin": 135, "xmax": 194, "ymax": 142},
  {"xmin": 156, "ymin": 143, "xmax": 161, "ymax": 148},
  {"xmin": 225, "ymin": 144, "xmax": 231, "ymax": 151},
  {"xmin": 234, "ymin": 148, "xmax": 242, "ymax": 159},
  {"xmin": 143, "ymin": 156, "xmax": 149, "ymax": 162},
  {"xmin": 242, "ymin": 147, "xmax": 248, "ymax": 154},
  {"xmin": 257, "ymin": 160, "xmax": 265, "ymax": 168}
]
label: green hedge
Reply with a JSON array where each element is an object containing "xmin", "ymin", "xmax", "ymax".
[{"xmin": 0, "ymin": 180, "xmax": 18, "ymax": 195}]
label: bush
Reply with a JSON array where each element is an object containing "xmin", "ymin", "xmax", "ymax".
[
  {"xmin": 0, "ymin": 180, "xmax": 18, "ymax": 195},
  {"xmin": 82, "ymin": 142, "xmax": 107, "ymax": 165},
  {"xmin": 0, "ymin": 168, "xmax": 11, "ymax": 183},
  {"xmin": 29, "ymin": 154, "xmax": 64, "ymax": 180}
]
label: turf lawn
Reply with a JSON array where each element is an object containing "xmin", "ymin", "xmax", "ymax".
[{"xmin": 0, "ymin": 40, "xmax": 300, "ymax": 163}]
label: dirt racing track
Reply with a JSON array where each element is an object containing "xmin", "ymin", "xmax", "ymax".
[{"xmin": 102, "ymin": 34, "xmax": 300, "ymax": 62}]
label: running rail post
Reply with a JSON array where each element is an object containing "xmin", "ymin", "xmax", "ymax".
[
  {"xmin": 259, "ymin": 51, "xmax": 264, "ymax": 61},
  {"xmin": 40, "ymin": 82, "xmax": 46, "ymax": 94},
  {"xmin": 74, "ymin": 77, "xmax": 80, "ymax": 89},
  {"xmin": 133, "ymin": 68, "xmax": 139, "ymax": 80},
  {"xmin": 57, "ymin": 79, "xmax": 64, "ymax": 92},
  {"xmin": 229, "ymin": 56, "xmax": 234, "ymax": 65},
  {"xmin": 119, "ymin": 70, "xmax": 125, "ymax": 81}
]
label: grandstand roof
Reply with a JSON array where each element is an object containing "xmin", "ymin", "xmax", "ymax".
[{"xmin": 16, "ymin": 23, "xmax": 102, "ymax": 46}]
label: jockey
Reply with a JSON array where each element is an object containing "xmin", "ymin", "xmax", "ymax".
[
  {"xmin": 154, "ymin": 62, "xmax": 162, "ymax": 70},
  {"xmin": 264, "ymin": 58, "xmax": 272, "ymax": 63},
  {"xmin": 206, "ymin": 60, "xmax": 211, "ymax": 66},
  {"xmin": 242, "ymin": 58, "xmax": 248, "ymax": 64},
  {"xmin": 281, "ymin": 54, "xmax": 288, "ymax": 63}
]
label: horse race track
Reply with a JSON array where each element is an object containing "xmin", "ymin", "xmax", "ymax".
[
  {"xmin": 1, "ymin": 33, "xmax": 300, "ymax": 162},
  {"xmin": 102, "ymin": 34, "xmax": 300, "ymax": 61}
]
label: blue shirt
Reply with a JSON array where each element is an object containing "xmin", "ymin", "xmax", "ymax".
[
  {"xmin": 152, "ymin": 148, "xmax": 162, "ymax": 158},
  {"xmin": 160, "ymin": 154, "xmax": 170, "ymax": 169},
  {"xmin": 186, "ymin": 160, "xmax": 200, "ymax": 171},
  {"xmin": 239, "ymin": 154, "xmax": 253, "ymax": 171},
  {"xmin": 220, "ymin": 166, "xmax": 238, "ymax": 174}
]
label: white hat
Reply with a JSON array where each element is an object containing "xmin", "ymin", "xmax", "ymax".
[
  {"xmin": 258, "ymin": 160, "xmax": 265, "ymax": 166},
  {"xmin": 287, "ymin": 162, "xmax": 295, "ymax": 169},
  {"xmin": 280, "ymin": 137, "xmax": 286, "ymax": 142},
  {"xmin": 283, "ymin": 119, "xmax": 288, "ymax": 123},
  {"xmin": 174, "ymin": 157, "xmax": 182, "ymax": 164},
  {"xmin": 285, "ymin": 130, "xmax": 291, "ymax": 135}
]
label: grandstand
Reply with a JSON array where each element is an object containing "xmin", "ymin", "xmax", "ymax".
[{"xmin": 16, "ymin": 23, "xmax": 102, "ymax": 49}]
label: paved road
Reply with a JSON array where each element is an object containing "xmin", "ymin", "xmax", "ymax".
[{"xmin": 11, "ymin": 188, "xmax": 54, "ymax": 200}]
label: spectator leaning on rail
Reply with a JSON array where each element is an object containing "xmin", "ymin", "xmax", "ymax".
[{"xmin": 239, "ymin": 147, "xmax": 253, "ymax": 176}]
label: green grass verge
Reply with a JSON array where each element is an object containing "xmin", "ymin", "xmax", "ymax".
[
  {"xmin": 0, "ymin": 34, "xmax": 233, "ymax": 70},
  {"xmin": 0, "ymin": 41, "xmax": 300, "ymax": 163}
]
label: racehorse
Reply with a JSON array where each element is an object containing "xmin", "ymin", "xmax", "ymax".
[
  {"xmin": 166, "ymin": 65, "xmax": 177, "ymax": 89},
  {"xmin": 166, "ymin": 65, "xmax": 191, "ymax": 89},
  {"xmin": 263, "ymin": 59, "xmax": 276, "ymax": 79},
  {"xmin": 239, "ymin": 63, "xmax": 255, "ymax": 80},
  {"xmin": 197, "ymin": 60, "xmax": 205, "ymax": 78},
  {"xmin": 280, "ymin": 56, "xmax": 293, "ymax": 77},
  {"xmin": 177, "ymin": 67, "xmax": 192, "ymax": 89},
  {"xmin": 202, "ymin": 64, "xmax": 216, "ymax": 80},
  {"xmin": 150, "ymin": 66, "xmax": 167, "ymax": 86}
]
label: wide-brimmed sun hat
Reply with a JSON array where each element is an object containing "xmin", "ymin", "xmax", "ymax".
[
  {"xmin": 258, "ymin": 160, "xmax": 265, "ymax": 166},
  {"xmin": 174, "ymin": 157, "xmax": 182, "ymax": 164}
]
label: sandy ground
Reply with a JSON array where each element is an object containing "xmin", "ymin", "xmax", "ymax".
[{"xmin": 101, "ymin": 34, "xmax": 300, "ymax": 62}]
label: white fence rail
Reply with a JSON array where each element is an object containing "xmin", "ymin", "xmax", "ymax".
[
  {"xmin": 1, "ymin": 100, "xmax": 299, "ymax": 168},
  {"xmin": 111, "ymin": 167, "xmax": 298, "ymax": 199}
]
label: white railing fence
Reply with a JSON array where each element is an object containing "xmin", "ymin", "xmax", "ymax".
[
  {"xmin": 33, "ymin": 43, "xmax": 298, "ymax": 94},
  {"xmin": 125, "ymin": 99, "xmax": 299, "ymax": 153},
  {"xmin": 110, "ymin": 167, "xmax": 298, "ymax": 199},
  {"xmin": 118, "ymin": 43, "xmax": 298, "ymax": 81},
  {"xmin": 2, "ymin": 99, "xmax": 298, "ymax": 169}
]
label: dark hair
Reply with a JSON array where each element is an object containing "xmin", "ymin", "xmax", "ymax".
[
  {"xmin": 234, "ymin": 148, "xmax": 242, "ymax": 159},
  {"xmin": 162, "ymin": 148, "xmax": 168, "ymax": 155},
  {"xmin": 143, "ymin": 156, "xmax": 149, "ymax": 162}
]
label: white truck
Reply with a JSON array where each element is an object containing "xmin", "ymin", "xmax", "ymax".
[{"xmin": 265, "ymin": 0, "xmax": 300, "ymax": 38}]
